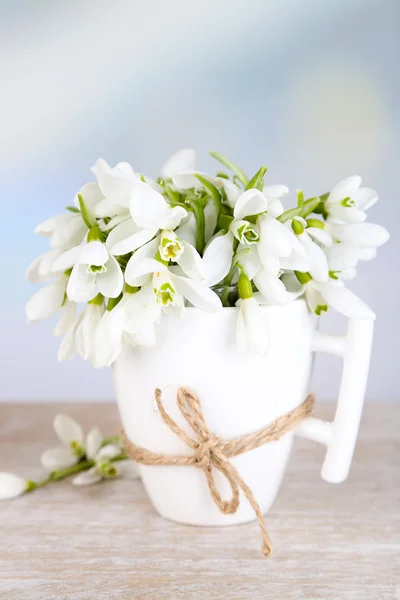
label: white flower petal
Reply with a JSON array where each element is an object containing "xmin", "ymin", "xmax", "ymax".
[
  {"xmin": 173, "ymin": 275, "xmax": 222, "ymax": 312},
  {"xmin": 263, "ymin": 184, "xmax": 289, "ymax": 199},
  {"xmin": 76, "ymin": 305, "xmax": 103, "ymax": 361},
  {"xmin": 110, "ymin": 227, "xmax": 157, "ymax": 256},
  {"xmin": 0, "ymin": 473, "xmax": 27, "ymax": 499},
  {"xmin": 54, "ymin": 414, "xmax": 84, "ymax": 445},
  {"xmin": 54, "ymin": 301, "xmax": 77, "ymax": 336},
  {"xmin": 25, "ymin": 277, "xmax": 67, "ymax": 323},
  {"xmin": 220, "ymin": 179, "xmax": 241, "ymax": 208},
  {"xmin": 57, "ymin": 314, "xmax": 83, "ymax": 361},
  {"xmin": 26, "ymin": 250, "xmax": 62, "ymax": 282},
  {"xmin": 95, "ymin": 306, "xmax": 125, "ymax": 367},
  {"xmin": 86, "ymin": 427, "xmax": 103, "ymax": 460},
  {"xmin": 72, "ymin": 467, "xmax": 102, "ymax": 487},
  {"xmin": 327, "ymin": 203, "xmax": 366, "ymax": 224},
  {"xmin": 204, "ymin": 200, "xmax": 218, "ymax": 242},
  {"xmin": 96, "ymin": 256, "xmax": 124, "ymax": 298},
  {"xmin": 202, "ymin": 231, "xmax": 234, "ymax": 286},
  {"xmin": 94, "ymin": 198, "xmax": 127, "ymax": 218},
  {"xmin": 258, "ymin": 214, "xmax": 296, "ymax": 258},
  {"xmin": 40, "ymin": 447, "xmax": 78, "ymax": 471},
  {"xmin": 306, "ymin": 227, "xmax": 332, "ymax": 247},
  {"xmin": 326, "ymin": 223, "xmax": 390, "ymax": 248},
  {"xmin": 237, "ymin": 297, "xmax": 269, "ymax": 355},
  {"xmin": 175, "ymin": 212, "xmax": 197, "ymax": 248},
  {"xmin": 125, "ymin": 257, "xmax": 166, "ymax": 287},
  {"xmin": 234, "ymin": 189, "xmax": 268, "ymax": 220},
  {"xmin": 327, "ymin": 176, "xmax": 362, "ymax": 205},
  {"xmin": 35, "ymin": 213, "xmax": 73, "ymax": 237},
  {"xmin": 52, "ymin": 245, "xmax": 83, "ymax": 272},
  {"xmin": 161, "ymin": 148, "xmax": 196, "ymax": 179},
  {"xmin": 176, "ymin": 241, "xmax": 204, "ymax": 281},
  {"xmin": 78, "ymin": 241, "xmax": 109, "ymax": 267},
  {"xmin": 130, "ymin": 182, "xmax": 167, "ymax": 229},
  {"xmin": 51, "ymin": 215, "xmax": 87, "ymax": 250},
  {"xmin": 352, "ymin": 187, "xmax": 378, "ymax": 211},
  {"xmin": 105, "ymin": 219, "xmax": 137, "ymax": 252},
  {"xmin": 159, "ymin": 206, "xmax": 187, "ymax": 230},
  {"xmin": 97, "ymin": 444, "xmax": 121, "ymax": 459},
  {"xmin": 301, "ymin": 234, "xmax": 328, "ymax": 283},
  {"xmin": 67, "ymin": 264, "xmax": 97, "ymax": 302},
  {"xmin": 73, "ymin": 182, "xmax": 104, "ymax": 211},
  {"xmin": 315, "ymin": 281, "xmax": 375, "ymax": 319},
  {"xmin": 254, "ymin": 271, "xmax": 293, "ymax": 305}
]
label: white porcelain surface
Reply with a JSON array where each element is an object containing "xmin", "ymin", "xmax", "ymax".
[{"xmin": 113, "ymin": 299, "xmax": 374, "ymax": 526}]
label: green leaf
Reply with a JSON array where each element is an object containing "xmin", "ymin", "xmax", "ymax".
[
  {"xmin": 78, "ymin": 194, "xmax": 96, "ymax": 228},
  {"xmin": 65, "ymin": 205, "xmax": 80, "ymax": 213},
  {"xmin": 277, "ymin": 207, "xmax": 302, "ymax": 223},
  {"xmin": 209, "ymin": 151, "xmax": 249, "ymax": 187},
  {"xmin": 186, "ymin": 197, "xmax": 205, "ymax": 254},
  {"xmin": 246, "ymin": 166, "xmax": 268, "ymax": 191},
  {"xmin": 195, "ymin": 174, "xmax": 222, "ymax": 213},
  {"xmin": 297, "ymin": 190, "xmax": 304, "ymax": 207},
  {"xmin": 299, "ymin": 197, "xmax": 321, "ymax": 218}
]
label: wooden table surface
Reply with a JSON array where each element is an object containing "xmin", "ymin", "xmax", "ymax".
[{"xmin": 0, "ymin": 402, "xmax": 398, "ymax": 600}]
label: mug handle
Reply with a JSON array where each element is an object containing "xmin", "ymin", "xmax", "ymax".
[{"xmin": 295, "ymin": 316, "xmax": 374, "ymax": 483}]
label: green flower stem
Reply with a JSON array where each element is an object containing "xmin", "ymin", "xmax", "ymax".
[
  {"xmin": 209, "ymin": 151, "xmax": 249, "ymax": 187},
  {"xmin": 187, "ymin": 197, "xmax": 205, "ymax": 254},
  {"xmin": 195, "ymin": 174, "xmax": 222, "ymax": 215}
]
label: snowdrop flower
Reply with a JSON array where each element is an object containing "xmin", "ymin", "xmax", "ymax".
[
  {"xmin": 106, "ymin": 182, "xmax": 187, "ymax": 256},
  {"xmin": 236, "ymin": 271, "xmax": 269, "ymax": 355},
  {"xmin": 286, "ymin": 217, "xmax": 330, "ymax": 283},
  {"xmin": 325, "ymin": 222, "xmax": 389, "ymax": 250},
  {"xmin": 262, "ymin": 185, "xmax": 289, "ymax": 217},
  {"xmin": 53, "ymin": 232, "xmax": 124, "ymax": 302},
  {"xmin": 41, "ymin": 414, "xmax": 86, "ymax": 471},
  {"xmin": 91, "ymin": 159, "xmax": 141, "ymax": 218},
  {"xmin": 72, "ymin": 443, "xmax": 139, "ymax": 486},
  {"xmin": 54, "ymin": 300, "xmax": 77, "ymax": 336},
  {"xmin": 281, "ymin": 272, "xmax": 375, "ymax": 319},
  {"xmin": 0, "ymin": 473, "xmax": 30, "ymax": 499},
  {"xmin": 25, "ymin": 275, "xmax": 68, "ymax": 323},
  {"xmin": 25, "ymin": 249, "xmax": 64, "ymax": 283},
  {"xmin": 160, "ymin": 148, "xmax": 202, "ymax": 190},
  {"xmin": 325, "ymin": 176, "xmax": 378, "ymax": 223}
]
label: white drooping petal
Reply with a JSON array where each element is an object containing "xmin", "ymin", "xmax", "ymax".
[
  {"xmin": 54, "ymin": 300, "xmax": 77, "ymax": 336},
  {"xmin": 327, "ymin": 176, "xmax": 362, "ymax": 205},
  {"xmin": 85, "ymin": 427, "xmax": 103, "ymax": 460},
  {"xmin": 96, "ymin": 256, "xmax": 123, "ymax": 298},
  {"xmin": 124, "ymin": 283, "xmax": 160, "ymax": 333},
  {"xmin": 176, "ymin": 241, "xmax": 204, "ymax": 281},
  {"xmin": 204, "ymin": 200, "xmax": 218, "ymax": 242},
  {"xmin": 35, "ymin": 213, "xmax": 72, "ymax": 237},
  {"xmin": 258, "ymin": 214, "xmax": 296, "ymax": 258},
  {"xmin": 236, "ymin": 298, "xmax": 269, "ymax": 355},
  {"xmin": 314, "ymin": 281, "xmax": 376, "ymax": 319},
  {"xmin": 352, "ymin": 187, "xmax": 378, "ymax": 211},
  {"xmin": 125, "ymin": 257, "xmax": 167, "ymax": 286},
  {"xmin": 40, "ymin": 447, "xmax": 78, "ymax": 471},
  {"xmin": 0, "ymin": 473, "xmax": 27, "ymax": 499},
  {"xmin": 54, "ymin": 414, "xmax": 84, "ymax": 445},
  {"xmin": 76, "ymin": 305, "xmax": 103, "ymax": 362},
  {"xmin": 78, "ymin": 241, "xmax": 109, "ymax": 266},
  {"xmin": 51, "ymin": 214, "xmax": 87, "ymax": 250},
  {"xmin": 175, "ymin": 212, "xmax": 197, "ymax": 248},
  {"xmin": 327, "ymin": 203, "xmax": 366, "ymax": 224},
  {"xmin": 326, "ymin": 223, "xmax": 390, "ymax": 248},
  {"xmin": 67, "ymin": 264, "xmax": 97, "ymax": 302},
  {"xmin": 95, "ymin": 303, "xmax": 125, "ymax": 367},
  {"xmin": 130, "ymin": 182, "xmax": 167, "ymax": 229},
  {"xmin": 73, "ymin": 182, "xmax": 104, "ymax": 211},
  {"xmin": 280, "ymin": 272, "xmax": 305, "ymax": 297},
  {"xmin": 234, "ymin": 189, "xmax": 268, "ymax": 220},
  {"xmin": 219, "ymin": 179, "xmax": 241, "ymax": 208},
  {"xmin": 161, "ymin": 148, "xmax": 196, "ymax": 179},
  {"xmin": 254, "ymin": 271, "xmax": 294, "ymax": 305},
  {"xmin": 300, "ymin": 234, "xmax": 328, "ymax": 283},
  {"xmin": 97, "ymin": 444, "xmax": 121, "ymax": 460},
  {"xmin": 26, "ymin": 249, "xmax": 63, "ymax": 283},
  {"xmin": 57, "ymin": 313, "xmax": 83, "ymax": 362},
  {"xmin": 263, "ymin": 184, "xmax": 289, "ymax": 199},
  {"xmin": 72, "ymin": 467, "xmax": 102, "ymax": 487},
  {"xmin": 25, "ymin": 277, "xmax": 67, "ymax": 323},
  {"xmin": 202, "ymin": 231, "xmax": 234, "ymax": 286},
  {"xmin": 237, "ymin": 244, "xmax": 262, "ymax": 279},
  {"xmin": 159, "ymin": 206, "xmax": 187, "ymax": 230},
  {"xmin": 52, "ymin": 245, "xmax": 83, "ymax": 272},
  {"xmin": 306, "ymin": 227, "xmax": 332, "ymax": 247},
  {"xmin": 94, "ymin": 198, "xmax": 127, "ymax": 218},
  {"xmin": 105, "ymin": 219, "xmax": 137, "ymax": 252},
  {"xmin": 324, "ymin": 244, "xmax": 365, "ymax": 271},
  {"xmin": 111, "ymin": 227, "xmax": 157, "ymax": 256},
  {"xmin": 173, "ymin": 275, "xmax": 222, "ymax": 312}
]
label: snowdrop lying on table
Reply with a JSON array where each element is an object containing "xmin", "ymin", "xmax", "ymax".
[{"xmin": 25, "ymin": 149, "xmax": 389, "ymax": 367}]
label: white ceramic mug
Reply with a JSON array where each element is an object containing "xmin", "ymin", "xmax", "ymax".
[{"xmin": 113, "ymin": 299, "xmax": 373, "ymax": 526}]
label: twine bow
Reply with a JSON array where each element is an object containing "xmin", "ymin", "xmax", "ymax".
[{"xmin": 122, "ymin": 387, "xmax": 315, "ymax": 557}]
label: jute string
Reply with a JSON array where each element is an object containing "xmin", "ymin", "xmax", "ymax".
[{"xmin": 122, "ymin": 387, "xmax": 315, "ymax": 558}]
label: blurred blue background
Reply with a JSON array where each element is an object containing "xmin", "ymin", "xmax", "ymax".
[{"xmin": 1, "ymin": 0, "xmax": 397, "ymax": 401}]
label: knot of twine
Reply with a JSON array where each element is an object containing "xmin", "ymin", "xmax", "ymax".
[{"xmin": 122, "ymin": 387, "xmax": 315, "ymax": 558}]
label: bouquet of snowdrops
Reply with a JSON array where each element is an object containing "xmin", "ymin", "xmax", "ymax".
[{"xmin": 26, "ymin": 149, "xmax": 389, "ymax": 365}]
